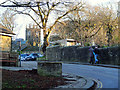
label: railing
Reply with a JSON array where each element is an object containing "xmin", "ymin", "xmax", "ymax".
[{"xmin": 0, "ymin": 51, "xmax": 19, "ymax": 66}]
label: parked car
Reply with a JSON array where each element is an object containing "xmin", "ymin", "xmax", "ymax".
[
  {"xmin": 28, "ymin": 53, "xmax": 40, "ymax": 60},
  {"xmin": 19, "ymin": 54, "xmax": 29, "ymax": 61},
  {"xmin": 25, "ymin": 55, "xmax": 34, "ymax": 61},
  {"xmin": 24, "ymin": 53, "xmax": 43, "ymax": 61},
  {"xmin": 36, "ymin": 53, "xmax": 44, "ymax": 57}
]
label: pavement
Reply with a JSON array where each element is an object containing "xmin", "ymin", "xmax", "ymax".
[
  {"xmin": 54, "ymin": 73, "xmax": 97, "ymax": 89},
  {"xmin": 0, "ymin": 61, "xmax": 37, "ymax": 71},
  {"xmin": 1, "ymin": 61, "xmax": 119, "ymax": 89},
  {"xmin": 63, "ymin": 61, "xmax": 120, "ymax": 69}
]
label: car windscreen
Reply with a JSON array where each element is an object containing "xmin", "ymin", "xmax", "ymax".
[
  {"xmin": 21, "ymin": 54, "xmax": 29, "ymax": 57},
  {"xmin": 33, "ymin": 54, "xmax": 38, "ymax": 56}
]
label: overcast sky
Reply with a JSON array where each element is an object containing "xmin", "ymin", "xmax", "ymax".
[{"xmin": 0, "ymin": 0, "xmax": 120, "ymax": 40}]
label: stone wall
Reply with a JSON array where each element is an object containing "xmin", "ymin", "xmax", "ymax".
[
  {"xmin": 37, "ymin": 61, "xmax": 62, "ymax": 76},
  {"xmin": 46, "ymin": 46, "xmax": 120, "ymax": 65},
  {"xmin": 46, "ymin": 46, "xmax": 90, "ymax": 62},
  {"xmin": 0, "ymin": 35, "xmax": 11, "ymax": 51},
  {"xmin": 98, "ymin": 47, "xmax": 120, "ymax": 65}
]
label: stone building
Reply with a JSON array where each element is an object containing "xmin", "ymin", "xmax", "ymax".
[
  {"xmin": 50, "ymin": 39, "xmax": 80, "ymax": 46},
  {"xmin": 12, "ymin": 38, "xmax": 28, "ymax": 51},
  {"xmin": 26, "ymin": 24, "xmax": 41, "ymax": 46},
  {"xmin": 0, "ymin": 24, "xmax": 15, "ymax": 51}
]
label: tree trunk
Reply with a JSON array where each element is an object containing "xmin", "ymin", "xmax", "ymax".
[{"xmin": 42, "ymin": 30, "xmax": 51, "ymax": 56}]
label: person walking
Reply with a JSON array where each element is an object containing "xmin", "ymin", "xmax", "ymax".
[
  {"xmin": 89, "ymin": 46, "xmax": 94, "ymax": 64},
  {"xmin": 93, "ymin": 46, "xmax": 99, "ymax": 64}
]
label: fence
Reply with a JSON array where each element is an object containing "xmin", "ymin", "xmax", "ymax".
[{"xmin": 0, "ymin": 51, "xmax": 19, "ymax": 66}]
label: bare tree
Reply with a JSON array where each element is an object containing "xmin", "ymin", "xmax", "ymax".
[
  {"xmin": 0, "ymin": 0, "xmax": 85, "ymax": 54},
  {"xmin": 0, "ymin": 8, "xmax": 16, "ymax": 31},
  {"xmin": 63, "ymin": 4, "xmax": 118, "ymax": 46},
  {"xmin": 51, "ymin": 21, "xmax": 75, "ymax": 40},
  {"xmin": 54, "ymin": 5, "xmax": 104, "ymax": 46},
  {"xmin": 48, "ymin": 3, "xmax": 119, "ymax": 47}
]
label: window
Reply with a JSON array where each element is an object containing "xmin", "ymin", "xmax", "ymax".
[{"xmin": 28, "ymin": 31, "xmax": 31, "ymax": 35}]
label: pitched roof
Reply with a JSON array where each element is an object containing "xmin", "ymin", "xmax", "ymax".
[{"xmin": 0, "ymin": 24, "xmax": 15, "ymax": 35}]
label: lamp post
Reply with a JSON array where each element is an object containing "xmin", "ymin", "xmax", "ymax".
[
  {"xmin": 19, "ymin": 41, "xmax": 21, "ymax": 67},
  {"xmin": 39, "ymin": 30, "xmax": 40, "ymax": 53}
]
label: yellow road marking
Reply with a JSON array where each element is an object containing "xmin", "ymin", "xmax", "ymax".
[
  {"xmin": 99, "ymin": 81, "xmax": 103, "ymax": 88},
  {"xmin": 97, "ymin": 81, "xmax": 103, "ymax": 90},
  {"xmin": 93, "ymin": 79, "xmax": 103, "ymax": 90}
]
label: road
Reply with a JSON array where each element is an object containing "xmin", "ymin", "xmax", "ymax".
[
  {"xmin": 62, "ymin": 63, "xmax": 119, "ymax": 88},
  {"xmin": 18, "ymin": 61, "xmax": 119, "ymax": 88}
]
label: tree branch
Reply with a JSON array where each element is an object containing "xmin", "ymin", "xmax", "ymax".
[
  {"xmin": 13, "ymin": 10, "xmax": 42, "ymax": 28},
  {"xmin": 87, "ymin": 24, "xmax": 103, "ymax": 38},
  {"xmin": 49, "ymin": 3, "xmax": 83, "ymax": 30},
  {"xmin": 37, "ymin": 2, "xmax": 44, "ymax": 24},
  {"xmin": 44, "ymin": 2, "xmax": 61, "ymax": 27}
]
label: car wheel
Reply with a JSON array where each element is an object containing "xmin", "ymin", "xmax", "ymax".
[{"xmin": 33, "ymin": 58, "xmax": 35, "ymax": 61}]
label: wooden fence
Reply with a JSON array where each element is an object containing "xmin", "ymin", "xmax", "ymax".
[{"xmin": 0, "ymin": 51, "xmax": 19, "ymax": 66}]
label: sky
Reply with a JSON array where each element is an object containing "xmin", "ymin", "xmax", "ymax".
[
  {"xmin": 87, "ymin": 0, "xmax": 118, "ymax": 5},
  {"xmin": 0, "ymin": 0, "xmax": 120, "ymax": 40}
]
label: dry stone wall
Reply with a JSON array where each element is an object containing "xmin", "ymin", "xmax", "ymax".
[{"xmin": 46, "ymin": 46, "xmax": 120, "ymax": 65}]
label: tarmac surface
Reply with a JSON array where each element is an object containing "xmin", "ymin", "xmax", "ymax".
[{"xmin": 62, "ymin": 62, "xmax": 119, "ymax": 89}]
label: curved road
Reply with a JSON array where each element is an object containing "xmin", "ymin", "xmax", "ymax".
[
  {"xmin": 18, "ymin": 61, "xmax": 119, "ymax": 88},
  {"xmin": 62, "ymin": 63, "xmax": 119, "ymax": 88}
]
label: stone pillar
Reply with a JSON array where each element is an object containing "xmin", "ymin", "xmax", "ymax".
[{"xmin": 37, "ymin": 61, "xmax": 62, "ymax": 77}]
